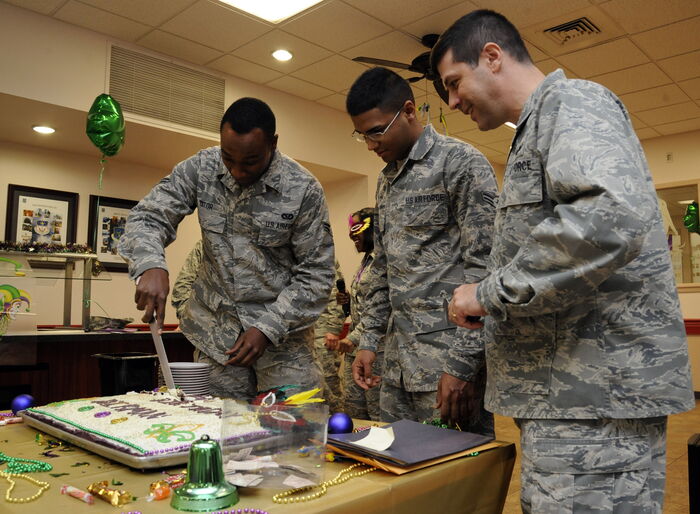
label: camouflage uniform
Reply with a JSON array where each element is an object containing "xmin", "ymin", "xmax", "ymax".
[
  {"xmin": 356, "ymin": 124, "xmax": 497, "ymax": 433},
  {"xmin": 312, "ymin": 260, "xmax": 346, "ymax": 413},
  {"xmin": 171, "ymin": 239, "xmax": 203, "ymax": 320},
  {"xmin": 473, "ymin": 70, "xmax": 695, "ymax": 512},
  {"xmin": 119, "ymin": 148, "xmax": 334, "ymax": 400},
  {"xmin": 343, "ymin": 251, "xmax": 383, "ymax": 421}
]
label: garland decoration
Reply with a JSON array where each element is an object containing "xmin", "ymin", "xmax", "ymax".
[{"xmin": 0, "ymin": 241, "xmax": 93, "ymax": 255}]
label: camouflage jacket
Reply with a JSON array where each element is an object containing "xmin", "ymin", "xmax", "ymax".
[
  {"xmin": 119, "ymin": 148, "xmax": 335, "ymax": 363},
  {"xmin": 357, "ymin": 124, "xmax": 498, "ymax": 391},
  {"xmin": 314, "ymin": 260, "xmax": 347, "ymax": 336},
  {"xmin": 475, "ymin": 70, "xmax": 695, "ymax": 419},
  {"xmin": 345, "ymin": 251, "xmax": 384, "ymax": 357},
  {"xmin": 171, "ymin": 239, "xmax": 203, "ymax": 319}
]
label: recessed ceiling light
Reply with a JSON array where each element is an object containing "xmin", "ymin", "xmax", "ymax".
[
  {"xmin": 32, "ymin": 125, "xmax": 55, "ymax": 134},
  {"xmin": 504, "ymin": 122, "xmax": 516, "ymax": 129},
  {"xmin": 272, "ymin": 49, "xmax": 293, "ymax": 62},
  {"xmin": 218, "ymin": 0, "xmax": 324, "ymax": 23}
]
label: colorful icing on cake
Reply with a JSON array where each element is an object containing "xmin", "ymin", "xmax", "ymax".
[{"xmin": 24, "ymin": 391, "xmax": 269, "ymax": 457}]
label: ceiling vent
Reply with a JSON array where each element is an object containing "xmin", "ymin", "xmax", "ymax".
[
  {"xmin": 543, "ymin": 17, "xmax": 601, "ymax": 45},
  {"xmin": 109, "ymin": 46, "xmax": 225, "ymax": 133}
]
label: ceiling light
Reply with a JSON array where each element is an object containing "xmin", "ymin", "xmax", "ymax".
[
  {"xmin": 272, "ymin": 49, "xmax": 293, "ymax": 61},
  {"xmin": 504, "ymin": 122, "xmax": 516, "ymax": 129},
  {"xmin": 218, "ymin": 0, "xmax": 324, "ymax": 23},
  {"xmin": 32, "ymin": 125, "xmax": 55, "ymax": 134}
]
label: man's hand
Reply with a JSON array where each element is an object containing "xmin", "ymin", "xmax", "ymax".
[
  {"xmin": 135, "ymin": 268, "xmax": 170, "ymax": 330},
  {"xmin": 324, "ymin": 333, "xmax": 340, "ymax": 350},
  {"xmin": 337, "ymin": 338, "xmax": 354, "ymax": 354},
  {"xmin": 436, "ymin": 373, "xmax": 480, "ymax": 427},
  {"xmin": 352, "ymin": 350, "xmax": 381, "ymax": 390},
  {"xmin": 225, "ymin": 327, "xmax": 270, "ymax": 367},
  {"xmin": 448, "ymin": 283, "xmax": 486, "ymax": 329}
]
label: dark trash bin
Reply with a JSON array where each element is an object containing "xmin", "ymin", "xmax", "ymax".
[{"xmin": 93, "ymin": 352, "xmax": 157, "ymax": 395}]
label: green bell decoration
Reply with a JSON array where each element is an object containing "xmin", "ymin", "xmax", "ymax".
[
  {"xmin": 171, "ymin": 434, "xmax": 238, "ymax": 512},
  {"xmin": 684, "ymin": 201, "xmax": 699, "ymax": 234},
  {"xmin": 86, "ymin": 93, "xmax": 125, "ymax": 188}
]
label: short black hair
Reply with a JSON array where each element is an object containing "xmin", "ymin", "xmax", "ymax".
[
  {"xmin": 220, "ymin": 97, "xmax": 276, "ymax": 139},
  {"xmin": 352, "ymin": 206, "xmax": 376, "ymax": 222},
  {"xmin": 431, "ymin": 10, "xmax": 532, "ymax": 76},
  {"xmin": 346, "ymin": 68, "xmax": 414, "ymax": 116}
]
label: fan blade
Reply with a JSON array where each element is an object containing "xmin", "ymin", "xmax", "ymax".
[
  {"xmin": 433, "ymin": 78, "xmax": 449, "ymax": 104},
  {"xmin": 352, "ymin": 56, "xmax": 412, "ymax": 70},
  {"xmin": 407, "ymin": 75, "xmax": 425, "ymax": 83}
]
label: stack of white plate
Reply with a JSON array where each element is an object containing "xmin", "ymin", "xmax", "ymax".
[{"xmin": 169, "ymin": 362, "xmax": 212, "ymax": 395}]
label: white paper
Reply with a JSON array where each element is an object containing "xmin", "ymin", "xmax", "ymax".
[
  {"xmin": 283, "ymin": 474, "xmax": 316, "ymax": 488},
  {"xmin": 353, "ymin": 426, "xmax": 394, "ymax": 451},
  {"xmin": 225, "ymin": 472, "xmax": 264, "ymax": 487},
  {"xmin": 225, "ymin": 459, "xmax": 279, "ymax": 471}
]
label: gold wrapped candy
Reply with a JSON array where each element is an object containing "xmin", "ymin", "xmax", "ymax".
[{"xmin": 87, "ymin": 480, "xmax": 132, "ymax": 506}]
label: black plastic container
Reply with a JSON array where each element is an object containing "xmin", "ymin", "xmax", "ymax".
[{"xmin": 93, "ymin": 352, "xmax": 157, "ymax": 395}]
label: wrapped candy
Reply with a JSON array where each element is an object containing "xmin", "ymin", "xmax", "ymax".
[
  {"xmin": 148, "ymin": 480, "xmax": 171, "ymax": 501},
  {"xmin": 87, "ymin": 480, "xmax": 132, "ymax": 506},
  {"xmin": 60, "ymin": 485, "xmax": 95, "ymax": 504}
]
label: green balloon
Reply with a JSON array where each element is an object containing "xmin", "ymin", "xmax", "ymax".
[
  {"xmin": 684, "ymin": 202, "xmax": 699, "ymax": 234},
  {"xmin": 86, "ymin": 94, "xmax": 125, "ymax": 157}
]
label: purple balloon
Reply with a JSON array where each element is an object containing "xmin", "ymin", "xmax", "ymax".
[
  {"xmin": 328, "ymin": 412, "xmax": 353, "ymax": 434},
  {"xmin": 11, "ymin": 394, "xmax": 35, "ymax": 414}
]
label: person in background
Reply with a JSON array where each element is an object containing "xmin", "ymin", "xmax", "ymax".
[
  {"xmin": 432, "ymin": 10, "xmax": 695, "ymax": 513},
  {"xmin": 345, "ymin": 67, "xmax": 497, "ymax": 434},
  {"xmin": 119, "ymin": 97, "xmax": 335, "ymax": 400},
  {"xmin": 312, "ymin": 259, "xmax": 347, "ymax": 413},
  {"xmin": 335, "ymin": 207, "xmax": 383, "ymax": 421},
  {"xmin": 171, "ymin": 239, "xmax": 203, "ymax": 323}
]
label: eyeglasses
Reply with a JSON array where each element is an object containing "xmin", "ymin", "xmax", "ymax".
[{"xmin": 351, "ymin": 108, "xmax": 403, "ymax": 143}]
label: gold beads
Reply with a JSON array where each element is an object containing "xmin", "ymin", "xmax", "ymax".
[
  {"xmin": 271, "ymin": 463, "xmax": 376, "ymax": 504},
  {"xmin": 1, "ymin": 471, "xmax": 50, "ymax": 503}
]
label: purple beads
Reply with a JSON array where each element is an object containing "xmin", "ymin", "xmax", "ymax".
[
  {"xmin": 212, "ymin": 509, "xmax": 267, "ymax": 514},
  {"xmin": 94, "ymin": 411, "xmax": 110, "ymax": 418}
]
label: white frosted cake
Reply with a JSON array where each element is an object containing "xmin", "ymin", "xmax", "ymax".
[{"xmin": 23, "ymin": 391, "xmax": 270, "ymax": 459}]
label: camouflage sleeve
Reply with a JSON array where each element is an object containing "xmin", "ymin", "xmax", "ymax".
[
  {"xmin": 314, "ymin": 261, "xmax": 347, "ymax": 335},
  {"xmin": 254, "ymin": 181, "xmax": 335, "ymax": 344},
  {"xmin": 445, "ymin": 147, "xmax": 498, "ymax": 381},
  {"xmin": 171, "ymin": 239, "xmax": 204, "ymax": 319},
  {"xmin": 356, "ymin": 191, "xmax": 390, "ymax": 354},
  {"xmin": 478, "ymin": 86, "xmax": 650, "ymax": 321},
  {"xmin": 118, "ymin": 154, "xmax": 199, "ymax": 280}
]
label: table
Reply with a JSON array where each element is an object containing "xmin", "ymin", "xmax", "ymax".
[{"xmin": 0, "ymin": 421, "xmax": 515, "ymax": 514}]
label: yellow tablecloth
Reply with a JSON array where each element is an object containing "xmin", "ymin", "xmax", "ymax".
[{"xmin": 0, "ymin": 421, "xmax": 515, "ymax": 514}]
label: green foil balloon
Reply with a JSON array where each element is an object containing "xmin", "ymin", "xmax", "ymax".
[
  {"xmin": 86, "ymin": 94, "xmax": 125, "ymax": 157},
  {"xmin": 684, "ymin": 201, "xmax": 699, "ymax": 234}
]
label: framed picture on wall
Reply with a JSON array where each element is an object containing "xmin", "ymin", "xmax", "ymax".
[
  {"xmin": 5, "ymin": 184, "xmax": 79, "ymax": 245},
  {"xmin": 87, "ymin": 195, "xmax": 137, "ymax": 272}
]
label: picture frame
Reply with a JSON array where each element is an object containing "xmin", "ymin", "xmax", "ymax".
[
  {"xmin": 5, "ymin": 184, "xmax": 79, "ymax": 245},
  {"xmin": 87, "ymin": 195, "xmax": 138, "ymax": 272}
]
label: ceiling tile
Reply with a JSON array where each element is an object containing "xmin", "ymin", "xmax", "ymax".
[
  {"xmin": 653, "ymin": 117, "xmax": 700, "ymax": 136},
  {"xmin": 619, "ymin": 84, "xmax": 690, "ymax": 113},
  {"xmin": 591, "ymin": 63, "xmax": 671, "ymax": 95},
  {"xmin": 597, "ymin": 0, "xmax": 700, "ymax": 33},
  {"xmin": 523, "ymin": 40, "xmax": 548, "ymax": 63},
  {"xmin": 471, "ymin": 0, "xmax": 590, "ymax": 27},
  {"xmin": 316, "ymin": 93, "xmax": 348, "ymax": 112},
  {"xmin": 557, "ymin": 38, "xmax": 649, "ymax": 78},
  {"xmin": 281, "ymin": 2, "xmax": 391, "ymax": 52},
  {"xmin": 232, "ymin": 30, "xmax": 332, "ymax": 73},
  {"xmin": 535, "ymin": 59, "xmax": 577, "ymax": 77},
  {"xmin": 678, "ymin": 78, "xmax": 700, "ymax": 100},
  {"xmin": 2, "ymin": 0, "xmax": 66, "ymax": 15},
  {"xmin": 160, "ymin": 0, "xmax": 270, "ymax": 52},
  {"xmin": 634, "ymin": 127, "xmax": 660, "ymax": 140},
  {"xmin": 480, "ymin": 139, "xmax": 512, "ymax": 154},
  {"xmin": 631, "ymin": 16, "xmax": 700, "ymax": 60},
  {"xmin": 291, "ymin": 55, "xmax": 369, "ymax": 92},
  {"xmin": 55, "ymin": 1, "xmax": 151, "ymax": 42},
  {"xmin": 657, "ymin": 51, "xmax": 700, "ymax": 82},
  {"xmin": 401, "ymin": 1, "xmax": 480, "ymax": 39},
  {"xmin": 343, "ymin": 0, "xmax": 465, "ymax": 28},
  {"xmin": 629, "ymin": 114, "xmax": 647, "ymax": 130},
  {"xmin": 208, "ymin": 55, "xmax": 282, "ymax": 84},
  {"xmin": 635, "ymin": 101, "xmax": 700, "ymax": 126},
  {"xmin": 137, "ymin": 30, "xmax": 223, "ymax": 65},
  {"xmin": 341, "ymin": 30, "xmax": 427, "ymax": 70},
  {"xmin": 457, "ymin": 126, "xmax": 513, "ymax": 145},
  {"xmin": 77, "ymin": 0, "xmax": 197, "ymax": 26},
  {"xmin": 443, "ymin": 112, "xmax": 478, "ymax": 134},
  {"xmin": 265, "ymin": 75, "xmax": 334, "ymax": 101}
]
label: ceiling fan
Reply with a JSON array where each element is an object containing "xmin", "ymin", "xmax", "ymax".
[{"xmin": 352, "ymin": 34, "xmax": 449, "ymax": 104}]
